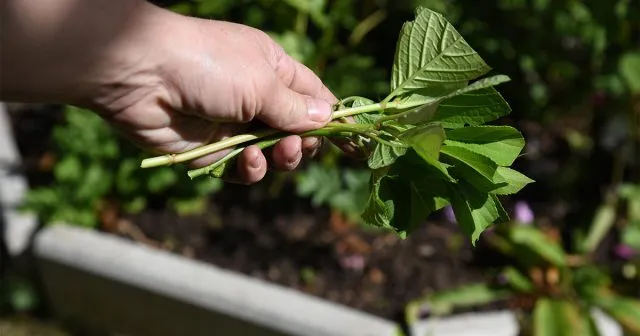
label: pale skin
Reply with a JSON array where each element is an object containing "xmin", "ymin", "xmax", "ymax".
[{"xmin": 1, "ymin": 0, "xmax": 357, "ymax": 184}]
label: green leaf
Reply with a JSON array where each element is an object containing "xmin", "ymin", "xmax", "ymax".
[
  {"xmin": 501, "ymin": 266, "xmax": 535, "ymax": 293},
  {"xmin": 594, "ymin": 295, "xmax": 640, "ymax": 334},
  {"xmin": 509, "ymin": 226, "xmax": 566, "ymax": 267},
  {"xmin": 579, "ymin": 313, "xmax": 601, "ymax": 336},
  {"xmin": 147, "ymin": 168, "xmax": 178, "ymax": 193},
  {"xmin": 53, "ymin": 156, "xmax": 82, "ymax": 183},
  {"xmin": 349, "ymin": 97, "xmax": 381, "ymax": 125},
  {"xmin": 116, "ymin": 159, "xmax": 142, "ymax": 195},
  {"xmin": 449, "ymin": 181, "xmax": 506, "ymax": 244},
  {"xmin": 622, "ymin": 221, "xmax": 640, "ymax": 250},
  {"xmin": 399, "ymin": 123, "xmax": 445, "ymax": 166},
  {"xmin": 619, "ymin": 183, "xmax": 640, "ymax": 221},
  {"xmin": 296, "ymin": 163, "xmax": 341, "ymax": 206},
  {"xmin": 441, "ymin": 145, "xmax": 503, "ymax": 192},
  {"xmin": 533, "ymin": 299, "xmax": 588, "ymax": 336},
  {"xmin": 432, "ymin": 87, "xmax": 511, "ymax": 126},
  {"xmin": 123, "ymin": 196, "xmax": 146, "ymax": 214},
  {"xmin": 8, "ymin": 278, "xmax": 39, "ymax": 312},
  {"xmin": 493, "ymin": 167, "xmax": 535, "ymax": 195},
  {"xmin": 388, "ymin": 7, "xmax": 490, "ymax": 99},
  {"xmin": 619, "ymin": 52, "xmax": 640, "ymax": 93},
  {"xmin": 444, "ymin": 125, "xmax": 525, "ymax": 166},
  {"xmin": 367, "ymin": 143, "xmax": 408, "ymax": 169},
  {"xmin": 398, "ymin": 123, "xmax": 454, "ymax": 179},
  {"xmin": 361, "ymin": 169, "xmax": 395, "ymax": 230},
  {"xmin": 282, "ymin": 0, "xmax": 329, "ymax": 28},
  {"xmin": 354, "ymin": 112, "xmax": 383, "ymax": 125},
  {"xmin": 581, "ymin": 202, "xmax": 617, "ymax": 253},
  {"xmin": 361, "ymin": 157, "xmax": 453, "ymax": 236},
  {"xmin": 394, "ymin": 75, "xmax": 511, "ymax": 125},
  {"xmin": 409, "ymin": 283, "xmax": 512, "ymax": 317},
  {"xmin": 76, "ymin": 163, "xmax": 112, "ymax": 201}
]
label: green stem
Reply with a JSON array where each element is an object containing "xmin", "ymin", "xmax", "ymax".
[
  {"xmin": 187, "ymin": 138, "xmax": 281, "ymax": 179},
  {"xmin": 140, "ymin": 99, "xmax": 417, "ymax": 169},
  {"xmin": 140, "ymin": 129, "xmax": 278, "ymax": 168},
  {"xmin": 186, "ymin": 126, "xmax": 365, "ymax": 179}
]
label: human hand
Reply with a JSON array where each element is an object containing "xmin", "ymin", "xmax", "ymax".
[{"xmin": 1, "ymin": 0, "xmax": 353, "ymax": 184}]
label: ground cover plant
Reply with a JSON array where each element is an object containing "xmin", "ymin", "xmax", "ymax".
[
  {"xmin": 406, "ymin": 184, "xmax": 640, "ymax": 336},
  {"xmin": 140, "ymin": 7, "xmax": 534, "ymax": 243}
]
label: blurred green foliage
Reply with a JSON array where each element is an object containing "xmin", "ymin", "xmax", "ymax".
[{"xmin": 23, "ymin": 106, "xmax": 221, "ymax": 228}]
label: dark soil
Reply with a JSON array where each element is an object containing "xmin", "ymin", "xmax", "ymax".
[{"xmin": 5, "ymin": 105, "xmax": 527, "ymax": 322}]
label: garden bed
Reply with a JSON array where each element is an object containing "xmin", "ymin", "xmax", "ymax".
[{"xmin": 6, "ymin": 104, "xmax": 517, "ymax": 323}]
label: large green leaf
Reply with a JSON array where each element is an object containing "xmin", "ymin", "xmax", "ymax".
[
  {"xmin": 399, "ymin": 123, "xmax": 445, "ymax": 166},
  {"xmin": 361, "ymin": 156, "xmax": 453, "ymax": 236},
  {"xmin": 509, "ymin": 226, "xmax": 566, "ymax": 267},
  {"xmin": 493, "ymin": 167, "xmax": 535, "ymax": 195},
  {"xmin": 441, "ymin": 145, "xmax": 502, "ymax": 192},
  {"xmin": 622, "ymin": 221, "xmax": 640, "ymax": 250},
  {"xmin": 501, "ymin": 267, "xmax": 535, "ymax": 293},
  {"xmin": 533, "ymin": 299, "xmax": 590, "ymax": 336},
  {"xmin": 619, "ymin": 183, "xmax": 640, "ymax": 221},
  {"xmin": 367, "ymin": 143, "xmax": 409, "ymax": 169},
  {"xmin": 351, "ymin": 97, "xmax": 381, "ymax": 125},
  {"xmin": 444, "ymin": 125, "xmax": 525, "ymax": 166},
  {"xmin": 619, "ymin": 52, "xmax": 640, "ymax": 93},
  {"xmin": 432, "ymin": 87, "xmax": 511, "ymax": 126},
  {"xmin": 449, "ymin": 181, "xmax": 506, "ymax": 244},
  {"xmin": 408, "ymin": 283, "xmax": 512, "ymax": 318},
  {"xmin": 394, "ymin": 75, "xmax": 510, "ymax": 124},
  {"xmin": 581, "ymin": 202, "xmax": 617, "ymax": 253},
  {"xmin": 388, "ymin": 7, "xmax": 490, "ymax": 99},
  {"xmin": 361, "ymin": 169, "xmax": 394, "ymax": 230}
]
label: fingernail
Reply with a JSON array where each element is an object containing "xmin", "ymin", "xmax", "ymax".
[
  {"xmin": 249, "ymin": 152, "xmax": 261, "ymax": 169},
  {"xmin": 287, "ymin": 152, "xmax": 302, "ymax": 169},
  {"xmin": 307, "ymin": 98, "xmax": 332, "ymax": 123},
  {"xmin": 302, "ymin": 136, "xmax": 320, "ymax": 149}
]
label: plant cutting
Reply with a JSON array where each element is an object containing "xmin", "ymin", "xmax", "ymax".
[{"xmin": 139, "ymin": 7, "xmax": 534, "ymax": 243}]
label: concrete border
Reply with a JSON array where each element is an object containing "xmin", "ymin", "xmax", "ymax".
[{"xmin": 0, "ymin": 102, "xmax": 623, "ymax": 336}]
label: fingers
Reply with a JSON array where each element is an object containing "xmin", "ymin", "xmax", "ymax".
[
  {"xmin": 274, "ymin": 51, "xmax": 338, "ymax": 104},
  {"xmin": 256, "ymin": 81, "xmax": 332, "ymax": 133},
  {"xmin": 269, "ymin": 47, "xmax": 368, "ymax": 159},
  {"xmin": 254, "ymin": 43, "xmax": 336, "ymax": 133},
  {"xmin": 301, "ymin": 136, "xmax": 323, "ymax": 158},
  {"xmin": 222, "ymin": 135, "xmax": 321, "ymax": 184},
  {"xmin": 236, "ymin": 145, "xmax": 267, "ymax": 184},
  {"xmin": 269, "ymin": 135, "xmax": 302, "ymax": 171}
]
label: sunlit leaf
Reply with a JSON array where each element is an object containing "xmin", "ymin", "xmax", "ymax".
[
  {"xmin": 533, "ymin": 299, "xmax": 588, "ymax": 336},
  {"xmin": 388, "ymin": 7, "xmax": 490, "ymax": 99}
]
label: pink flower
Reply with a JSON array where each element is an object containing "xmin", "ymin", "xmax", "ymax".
[
  {"xmin": 514, "ymin": 201, "xmax": 534, "ymax": 225},
  {"xmin": 339, "ymin": 254, "xmax": 366, "ymax": 272},
  {"xmin": 444, "ymin": 205, "xmax": 456, "ymax": 223},
  {"xmin": 614, "ymin": 244, "xmax": 636, "ymax": 260}
]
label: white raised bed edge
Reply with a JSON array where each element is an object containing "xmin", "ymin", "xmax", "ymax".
[{"xmin": 0, "ymin": 102, "xmax": 622, "ymax": 336}]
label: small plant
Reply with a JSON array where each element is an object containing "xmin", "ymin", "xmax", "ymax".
[
  {"xmin": 22, "ymin": 106, "xmax": 222, "ymax": 228},
  {"xmin": 140, "ymin": 7, "xmax": 533, "ymax": 243},
  {"xmin": 295, "ymin": 161, "xmax": 370, "ymax": 225},
  {"xmin": 405, "ymin": 203, "xmax": 640, "ymax": 336}
]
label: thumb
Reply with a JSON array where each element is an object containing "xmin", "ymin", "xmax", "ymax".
[{"xmin": 256, "ymin": 80, "xmax": 333, "ymax": 133}]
